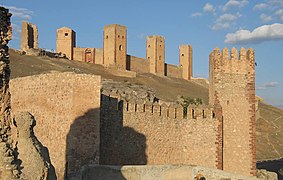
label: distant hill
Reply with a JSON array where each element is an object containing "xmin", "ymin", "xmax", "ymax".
[{"xmin": 9, "ymin": 49, "xmax": 283, "ymax": 161}]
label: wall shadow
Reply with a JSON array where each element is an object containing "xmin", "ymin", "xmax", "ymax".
[
  {"xmin": 257, "ymin": 159, "xmax": 283, "ymax": 180},
  {"xmin": 99, "ymin": 94, "xmax": 147, "ymax": 165},
  {"xmin": 65, "ymin": 108, "xmax": 100, "ymax": 179}
]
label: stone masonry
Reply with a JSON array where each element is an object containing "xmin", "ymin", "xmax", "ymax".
[
  {"xmin": 103, "ymin": 24, "xmax": 127, "ymax": 70},
  {"xmin": 21, "ymin": 21, "xmax": 38, "ymax": 51},
  {"xmin": 56, "ymin": 27, "xmax": 76, "ymax": 60},
  {"xmin": 100, "ymin": 96, "xmax": 223, "ymax": 169},
  {"xmin": 10, "ymin": 72, "xmax": 101, "ymax": 180},
  {"xmin": 0, "ymin": 7, "xmax": 21, "ymax": 179},
  {"xmin": 146, "ymin": 35, "xmax": 165, "ymax": 76},
  {"xmin": 179, "ymin": 44, "xmax": 193, "ymax": 80},
  {"xmin": 209, "ymin": 48, "xmax": 256, "ymax": 176}
]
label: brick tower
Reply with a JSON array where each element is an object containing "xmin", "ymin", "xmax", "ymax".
[
  {"xmin": 146, "ymin": 35, "xmax": 165, "ymax": 76},
  {"xmin": 56, "ymin": 27, "xmax": 76, "ymax": 60},
  {"xmin": 209, "ymin": 47, "xmax": 256, "ymax": 176},
  {"xmin": 179, "ymin": 45, "xmax": 192, "ymax": 80},
  {"xmin": 103, "ymin": 24, "xmax": 127, "ymax": 70}
]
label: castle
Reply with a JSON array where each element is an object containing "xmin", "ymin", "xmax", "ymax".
[{"xmin": 6, "ymin": 20, "xmax": 257, "ymax": 179}]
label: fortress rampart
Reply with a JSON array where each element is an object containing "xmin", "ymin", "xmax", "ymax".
[{"xmin": 100, "ymin": 94, "xmax": 223, "ymax": 169}]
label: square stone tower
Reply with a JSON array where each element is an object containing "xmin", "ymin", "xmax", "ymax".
[
  {"xmin": 56, "ymin": 27, "xmax": 76, "ymax": 60},
  {"xmin": 179, "ymin": 45, "xmax": 192, "ymax": 80},
  {"xmin": 209, "ymin": 47, "xmax": 256, "ymax": 176},
  {"xmin": 21, "ymin": 21, "xmax": 38, "ymax": 51},
  {"xmin": 146, "ymin": 35, "xmax": 165, "ymax": 76},
  {"xmin": 103, "ymin": 24, "xmax": 127, "ymax": 70}
]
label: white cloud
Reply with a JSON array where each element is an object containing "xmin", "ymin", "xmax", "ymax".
[
  {"xmin": 4, "ymin": 6, "xmax": 34, "ymax": 20},
  {"xmin": 203, "ymin": 3, "xmax": 215, "ymax": 14},
  {"xmin": 191, "ymin": 12, "xmax": 202, "ymax": 17},
  {"xmin": 218, "ymin": 13, "xmax": 241, "ymax": 21},
  {"xmin": 253, "ymin": 3, "xmax": 268, "ymax": 11},
  {"xmin": 225, "ymin": 23, "xmax": 283, "ymax": 44},
  {"xmin": 222, "ymin": 0, "xmax": 249, "ymax": 11},
  {"xmin": 211, "ymin": 13, "xmax": 241, "ymax": 30},
  {"xmin": 268, "ymin": 0, "xmax": 283, "ymax": 7},
  {"xmin": 256, "ymin": 82, "xmax": 280, "ymax": 90},
  {"xmin": 275, "ymin": 9, "xmax": 283, "ymax": 21},
  {"xmin": 260, "ymin": 14, "xmax": 272, "ymax": 22}
]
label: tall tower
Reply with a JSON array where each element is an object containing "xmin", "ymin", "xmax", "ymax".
[
  {"xmin": 21, "ymin": 21, "xmax": 38, "ymax": 51},
  {"xmin": 103, "ymin": 24, "xmax": 127, "ymax": 70},
  {"xmin": 209, "ymin": 47, "xmax": 256, "ymax": 176},
  {"xmin": 56, "ymin": 27, "xmax": 76, "ymax": 60},
  {"xmin": 146, "ymin": 35, "xmax": 165, "ymax": 76},
  {"xmin": 179, "ymin": 45, "xmax": 192, "ymax": 80}
]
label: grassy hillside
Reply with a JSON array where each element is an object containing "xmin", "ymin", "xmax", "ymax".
[{"xmin": 9, "ymin": 49, "xmax": 283, "ymax": 161}]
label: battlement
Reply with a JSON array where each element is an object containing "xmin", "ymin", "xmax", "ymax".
[
  {"xmin": 101, "ymin": 94, "xmax": 218, "ymax": 120},
  {"xmin": 210, "ymin": 47, "xmax": 254, "ymax": 62}
]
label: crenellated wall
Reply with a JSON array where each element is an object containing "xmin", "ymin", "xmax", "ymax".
[
  {"xmin": 100, "ymin": 94, "xmax": 223, "ymax": 169},
  {"xmin": 209, "ymin": 47, "xmax": 256, "ymax": 176}
]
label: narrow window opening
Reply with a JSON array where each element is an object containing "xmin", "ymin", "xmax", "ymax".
[
  {"xmin": 143, "ymin": 104, "xmax": 145, "ymax": 112},
  {"xmin": 106, "ymin": 35, "xmax": 108, "ymax": 39},
  {"xmin": 212, "ymin": 112, "xmax": 216, "ymax": 118},
  {"xmin": 126, "ymin": 103, "xmax": 129, "ymax": 111},
  {"xmin": 64, "ymin": 33, "xmax": 68, "ymax": 37},
  {"xmin": 159, "ymin": 56, "xmax": 161, "ymax": 60},
  {"xmin": 122, "ymin": 36, "xmax": 124, "ymax": 39},
  {"xmin": 118, "ymin": 35, "xmax": 120, "ymax": 38},
  {"xmin": 148, "ymin": 57, "xmax": 150, "ymax": 60},
  {"xmin": 119, "ymin": 45, "xmax": 123, "ymax": 51},
  {"xmin": 148, "ymin": 45, "xmax": 151, "ymax": 48},
  {"xmin": 203, "ymin": 110, "xmax": 206, "ymax": 118},
  {"xmin": 227, "ymin": 100, "xmax": 229, "ymax": 105},
  {"xmin": 135, "ymin": 104, "xmax": 137, "ymax": 112},
  {"xmin": 192, "ymin": 109, "xmax": 196, "ymax": 119},
  {"xmin": 151, "ymin": 106, "xmax": 154, "ymax": 114},
  {"xmin": 181, "ymin": 54, "xmax": 184, "ymax": 57}
]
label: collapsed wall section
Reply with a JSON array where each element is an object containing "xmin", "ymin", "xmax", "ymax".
[
  {"xmin": 100, "ymin": 95, "xmax": 222, "ymax": 169},
  {"xmin": 10, "ymin": 72, "xmax": 101, "ymax": 180},
  {"xmin": 21, "ymin": 21, "xmax": 38, "ymax": 51}
]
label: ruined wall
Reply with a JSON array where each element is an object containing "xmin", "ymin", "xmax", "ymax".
[
  {"xmin": 100, "ymin": 96, "xmax": 222, "ymax": 169},
  {"xmin": 179, "ymin": 45, "xmax": 192, "ymax": 80},
  {"xmin": 126, "ymin": 55, "xmax": 150, "ymax": 73},
  {"xmin": 10, "ymin": 72, "xmax": 101, "ymax": 180},
  {"xmin": 103, "ymin": 24, "xmax": 127, "ymax": 70},
  {"xmin": 95, "ymin": 48, "xmax": 103, "ymax": 65},
  {"xmin": 0, "ymin": 6, "xmax": 20, "ymax": 179},
  {"xmin": 165, "ymin": 63, "xmax": 182, "ymax": 78},
  {"xmin": 21, "ymin": 21, "xmax": 38, "ymax": 51},
  {"xmin": 73, "ymin": 47, "xmax": 95, "ymax": 63},
  {"xmin": 56, "ymin": 27, "xmax": 76, "ymax": 60},
  {"xmin": 146, "ymin": 35, "xmax": 165, "ymax": 76},
  {"xmin": 209, "ymin": 48, "xmax": 256, "ymax": 176}
]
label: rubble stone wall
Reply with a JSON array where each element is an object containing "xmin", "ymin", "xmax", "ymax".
[
  {"xmin": 100, "ymin": 96, "xmax": 222, "ymax": 169},
  {"xmin": 10, "ymin": 72, "xmax": 101, "ymax": 180},
  {"xmin": 21, "ymin": 21, "xmax": 38, "ymax": 51}
]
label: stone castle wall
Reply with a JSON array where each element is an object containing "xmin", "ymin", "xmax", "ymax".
[
  {"xmin": 100, "ymin": 95, "xmax": 223, "ymax": 169},
  {"xmin": 10, "ymin": 72, "xmax": 101, "ymax": 180},
  {"xmin": 209, "ymin": 48, "xmax": 256, "ymax": 176},
  {"xmin": 165, "ymin": 63, "xmax": 182, "ymax": 78},
  {"xmin": 21, "ymin": 21, "xmax": 38, "ymax": 51},
  {"xmin": 126, "ymin": 55, "xmax": 150, "ymax": 73}
]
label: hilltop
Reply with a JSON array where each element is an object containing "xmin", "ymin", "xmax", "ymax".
[{"xmin": 9, "ymin": 49, "xmax": 283, "ymax": 161}]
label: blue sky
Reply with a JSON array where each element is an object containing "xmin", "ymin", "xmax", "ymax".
[{"xmin": 3, "ymin": 0, "xmax": 283, "ymax": 109}]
